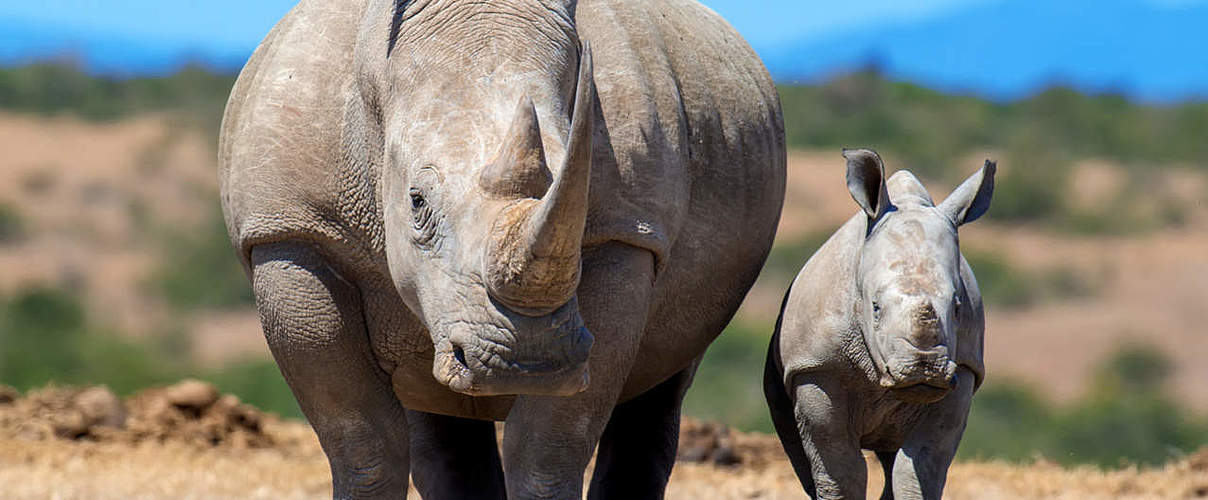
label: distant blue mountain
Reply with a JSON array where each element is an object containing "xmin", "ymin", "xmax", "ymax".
[
  {"xmin": 0, "ymin": 18, "xmax": 247, "ymax": 76},
  {"xmin": 759, "ymin": 0, "xmax": 1208, "ymax": 102}
]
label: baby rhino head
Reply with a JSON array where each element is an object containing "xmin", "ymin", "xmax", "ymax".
[{"xmin": 843, "ymin": 148, "xmax": 994, "ymax": 403}]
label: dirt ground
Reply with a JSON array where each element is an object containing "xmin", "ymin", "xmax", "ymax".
[{"xmin": 1, "ymin": 383, "xmax": 1206, "ymax": 499}]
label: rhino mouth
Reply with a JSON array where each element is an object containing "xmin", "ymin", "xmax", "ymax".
[
  {"xmin": 432, "ymin": 324, "xmax": 592, "ymax": 397},
  {"xmin": 889, "ymin": 380, "xmax": 952, "ymax": 403},
  {"xmin": 880, "ymin": 345, "xmax": 957, "ymax": 403}
]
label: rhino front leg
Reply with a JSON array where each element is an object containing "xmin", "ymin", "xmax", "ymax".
[
  {"xmin": 502, "ymin": 242, "xmax": 656, "ymax": 499},
  {"xmin": 406, "ymin": 409, "xmax": 506, "ymax": 500},
  {"xmin": 252, "ymin": 242, "xmax": 411, "ymax": 499},
  {"xmin": 792, "ymin": 375, "xmax": 867, "ymax": 500},
  {"xmin": 587, "ymin": 360, "xmax": 698, "ymax": 500},
  {"xmin": 889, "ymin": 369, "xmax": 975, "ymax": 500}
]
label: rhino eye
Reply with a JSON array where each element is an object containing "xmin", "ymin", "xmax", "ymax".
[
  {"xmin": 871, "ymin": 300, "xmax": 882, "ymax": 323},
  {"xmin": 953, "ymin": 294, "xmax": 962, "ymax": 317},
  {"xmin": 409, "ymin": 188, "xmax": 438, "ymax": 244}
]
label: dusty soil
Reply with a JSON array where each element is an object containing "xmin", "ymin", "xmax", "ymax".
[{"xmin": 1, "ymin": 382, "xmax": 1206, "ymax": 499}]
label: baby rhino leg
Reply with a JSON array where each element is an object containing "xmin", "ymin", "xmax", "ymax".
[
  {"xmin": 792, "ymin": 375, "xmax": 867, "ymax": 500},
  {"xmin": 891, "ymin": 369, "xmax": 976, "ymax": 500}
]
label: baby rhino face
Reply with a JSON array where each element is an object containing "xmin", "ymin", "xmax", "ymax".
[
  {"xmin": 859, "ymin": 209, "xmax": 963, "ymax": 402},
  {"xmin": 840, "ymin": 148, "xmax": 995, "ymax": 403}
]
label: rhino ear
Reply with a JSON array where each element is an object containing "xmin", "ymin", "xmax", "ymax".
[
  {"xmin": 843, "ymin": 148, "xmax": 890, "ymax": 219},
  {"xmin": 940, "ymin": 160, "xmax": 996, "ymax": 226}
]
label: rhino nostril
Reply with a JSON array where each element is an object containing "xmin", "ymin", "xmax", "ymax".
[
  {"xmin": 915, "ymin": 302, "xmax": 937, "ymax": 323},
  {"xmin": 453, "ymin": 346, "xmax": 468, "ymax": 367}
]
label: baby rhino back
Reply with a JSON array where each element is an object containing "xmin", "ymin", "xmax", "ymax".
[{"xmin": 765, "ymin": 148, "xmax": 995, "ymax": 499}]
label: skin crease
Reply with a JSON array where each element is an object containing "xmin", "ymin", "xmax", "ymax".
[
  {"xmin": 219, "ymin": 0, "xmax": 784, "ymax": 498},
  {"xmin": 764, "ymin": 149, "xmax": 995, "ymax": 500}
]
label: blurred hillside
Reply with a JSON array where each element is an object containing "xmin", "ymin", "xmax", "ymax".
[{"xmin": 0, "ymin": 62, "xmax": 1205, "ymax": 467}]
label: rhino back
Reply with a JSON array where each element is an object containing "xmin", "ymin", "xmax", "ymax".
[
  {"xmin": 577, "ymin": 0, "xmax": 783, "ymax": 256},
  {"xmin": 220, "ymin": 0, "xmax": 378, "ymax": 272}
]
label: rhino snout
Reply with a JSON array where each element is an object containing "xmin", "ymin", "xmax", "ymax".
[
  {"xmin": 880, "ymin": 343, "xmax": 958, "ymax": 403},
  {"xmin": 431, "ymin": 302, "xmax": 593, "ymax": 397}
]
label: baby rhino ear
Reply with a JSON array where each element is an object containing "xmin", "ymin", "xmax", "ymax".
[
  {"xmin": 843, "ymin": 148, "xmax": 890, "ymax": 219},
  {"xmin": 940, "ymin": 160, "xmax": 996, "ymax": 226}
]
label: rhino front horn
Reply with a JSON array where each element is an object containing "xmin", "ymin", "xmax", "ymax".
[{"xmin": 484, "ymin": 42, "xmax": 596, "ymax": 315}]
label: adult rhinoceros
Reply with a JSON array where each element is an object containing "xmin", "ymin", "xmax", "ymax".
[{"xmin": 219, "ymin": 0, "xmax": 784, "ymax": 497}]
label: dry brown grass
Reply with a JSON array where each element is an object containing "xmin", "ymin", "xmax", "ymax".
[
  {"xmin": 3, "ymin": 421, "xmax": 1206, "ymax": 499},
  {"xmin": 2, "ymin": 383, "xmax": 1205, "ymax": 500}
]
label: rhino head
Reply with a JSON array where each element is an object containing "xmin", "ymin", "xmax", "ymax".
[
  {"xmin": 370, "ymin": 1, "xmax": 594, "ymax": 396},
  {"xmin": 843, "ymin": 149, "xmax": 994, "ymax": 403}
]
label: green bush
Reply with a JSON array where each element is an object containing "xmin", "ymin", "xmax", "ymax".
[
  {"xmin": 201, "ymin": 359, "xmax": 302, "ymax": 419},
  {"xmin": 0, "ymin": 202, "xmax": 24, "ymax": 243},
  {"xmin": 0, "ymin": 62, "xmax": 234, "ymax": 134},
  {"xmin": 780, "ymin": 68, "xmax": 1208, "ymax": 180},
  {"xmin": 962, "ymin": 250, "xmax": 1037, "ymax": 307},
  {"xmin": 0, "ymin": 287, "xmax": 298, "ymax": 418},
  {"xmin": 959, "ymin": 383, "xmax": 1056, "ymax": 462},
  {"xmin": 0, "ymin": 287, "xmax": 178, "ymax": 394},
  {"xmin": 963, "ymin": 249, "xmax": 1096, "ymax": 309},
  {"xmin": 987, "ymin": 151, "xmax": 1071, "ymax": 223},
  {"xmin": 757, "ymin": 231, "xmax": 831, "ymax": 291},
  {"xmin": 959, "ymin": 344, "xmax": 1208, "ymax": 467},
  {"xmin": 683, "ymin": 321, "xmax": 775, "ymax": 433},
  {"xmin": 152, "ymin": 207, "xmax": 254, "ymax": 311}
]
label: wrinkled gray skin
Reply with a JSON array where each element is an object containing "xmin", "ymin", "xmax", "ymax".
[
  {"xmin": 764, "ymin": 149, "xmax": 994, "ymax": 500},
  {"xmin": 219, "ymin": 0, "xmax": 784, "ymax": 497}
]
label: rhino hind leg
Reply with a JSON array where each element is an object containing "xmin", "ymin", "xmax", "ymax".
[
  {"xmin": 587, "ymin": 361, "xmax": 698, "ymax": 500},
  {"xmin": 763, "ymin": 331, "xmax": 818, "ymax": 498},
  {"xmin": 252, "ymin": 241, "xmax": 411, "ymax": 499},
  {"xmin": 875, "ymin": 451, "xmax": 897, "ymax": 500},
  {"xmin": 405, "ymin": 410, "xmax": 505, "ymax": 500}
]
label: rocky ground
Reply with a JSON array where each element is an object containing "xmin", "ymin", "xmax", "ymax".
[{"xmin": 1, "ymin": 382, "xmax": 1205, "ymax": 499}]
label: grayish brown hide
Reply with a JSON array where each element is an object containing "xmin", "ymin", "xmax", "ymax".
[
  {"xmin": 219, "ymin": 0, "xmax": 784, "ymax": 497},
  {"xmin": 764, "ymin": 149, "xmax": 994, "ymax": 500}
]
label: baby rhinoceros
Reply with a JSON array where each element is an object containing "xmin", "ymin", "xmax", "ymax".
[{"xmin": 764, "ymin": 148, "xmax": 995, "ymax": 500}]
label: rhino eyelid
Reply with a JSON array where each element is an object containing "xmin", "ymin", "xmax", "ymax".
[{"xmin": 408, "ymin": 187, "xmax": 438, "ymax": 245}]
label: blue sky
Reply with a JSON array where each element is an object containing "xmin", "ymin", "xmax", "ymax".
[
  {"xmin": 2, "ymin": 0, "xmax": 1207, "ymax": 101},
  {"xmin": 0, "ymin": 0, "xmax": 982, "ymax": 55}
]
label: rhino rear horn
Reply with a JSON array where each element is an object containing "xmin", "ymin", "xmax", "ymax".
[
  {"xmin": 479, "ymin": 97, "xmax": 554, "ymax": 198},
  {"xmin": 484, "ymin": 42, "xmax": 596, "ymax": 315}
]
